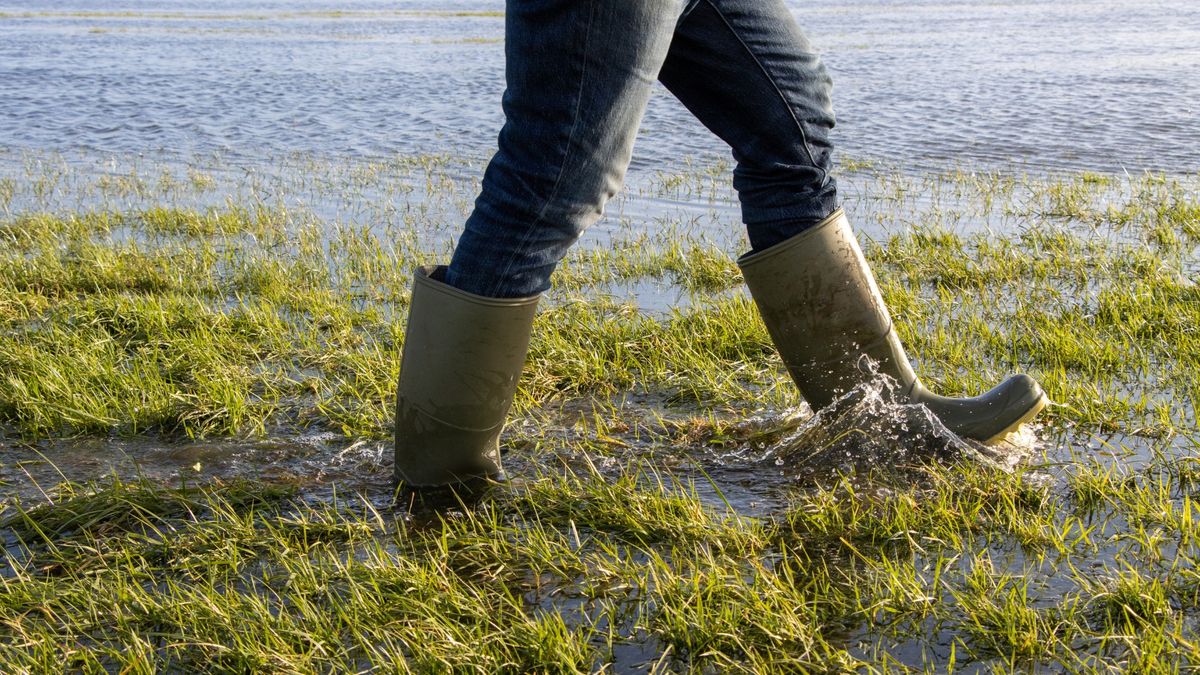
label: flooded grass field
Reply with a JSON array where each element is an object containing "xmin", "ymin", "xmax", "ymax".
[
  {"xmin": 2, "ymin": 0, "xmax": 1199, "ymax": 672},
  {"xmin": 2, "ymin": 151, "xmax": 1198, "ymax": 671}
]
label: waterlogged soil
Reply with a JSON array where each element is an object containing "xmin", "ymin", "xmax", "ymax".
[
  {"xmin": 0, "ymin": 390, "xmax": 1042, "ymax": 515},
  {"xmin": 2, "ymin": 2, "xmax": 1199, "ymax": 672},
  {"xmin": 2, "ymin": 155, "xmax": 1198, "ymax": 671}
]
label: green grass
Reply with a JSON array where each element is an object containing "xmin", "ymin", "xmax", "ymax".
[
  {"xmin": 0, "ymin": 155, "xmax": 1198, "ymax": 670},
  {"xmin": 4, "ymin": 458, "xmax": 1200, "ymax": 671}
]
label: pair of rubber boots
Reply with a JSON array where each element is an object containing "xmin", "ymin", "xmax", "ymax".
[{"xmin": 394, "ymin": 210, "xmax": 1048, "ymax": 487}]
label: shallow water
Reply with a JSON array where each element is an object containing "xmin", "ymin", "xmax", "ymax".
[
  {"xmin": 1, "ymin": 0, "xmax": 1197, "ymax": 176},
  {"xmin": 3, "ymin": 0, "xmax": 1196, "ymax": 255},
  {"xmin": 0, "ymin": 381, "xmax": 1127, "ymax": 517}
]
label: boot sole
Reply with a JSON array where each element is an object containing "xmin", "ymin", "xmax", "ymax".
[{"xmin": 979, "ymin": 392, "xmax": 1049, "ymax": 445}]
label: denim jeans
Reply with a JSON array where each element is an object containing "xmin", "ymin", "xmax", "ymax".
[{"xmin": 445, "ymin": 0, "xmax": 838, "ymax": 298}]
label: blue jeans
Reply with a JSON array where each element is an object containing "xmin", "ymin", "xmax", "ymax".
[{"xmin": 445, "ymin": 0, "xmax": 838, "ymax": 298}]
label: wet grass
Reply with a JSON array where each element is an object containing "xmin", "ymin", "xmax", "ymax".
[
  {"xmin": 0, "ymin": 154, "xmax": 1198, "ymax": 670},
  {"xmin": 4, "ymin": 457, "xmax": 1200, "ymax": 671}
]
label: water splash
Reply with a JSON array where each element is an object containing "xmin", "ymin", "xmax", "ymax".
[{"xmin": 759, "ymin": 375, "xmax": 1042, "ymax": 477}]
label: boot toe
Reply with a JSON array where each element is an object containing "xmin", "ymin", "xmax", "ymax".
[{"xmin": 968, "ymin": 374, "xmax": 1048, "ymax": 444}]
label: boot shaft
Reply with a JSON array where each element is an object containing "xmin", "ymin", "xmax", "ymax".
[{"xmin": 394, "ymin": 265, "xmax": 539, "ymax": 487}]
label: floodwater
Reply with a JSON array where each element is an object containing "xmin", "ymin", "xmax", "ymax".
[
  {"xmin": 1, "ymin": 0, "xmax": 1195, "ymax": 500},
  {"xmin": 2, "ymin": 0, "xmax": 1190, "ymax": 499},
  {"xmin": 1, "ymin": 0, "xmax": 1195, "ymax": 497},
  {"xmin": 1, "ymin": 0, "xmax": 1198, "ymax": 175},
  {"xmin": 1, "ymin": 4, "xmax": 1196, "ymax": 668}
]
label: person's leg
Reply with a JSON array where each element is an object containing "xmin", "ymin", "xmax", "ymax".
[
  {"xmin": 659, "ymin": 0, "xmax": 838, "ymax": 252},
  {"xmin": 446, "ymin": 0, "xmax": 688, "ymax": 298},
  {"xmin": 662, "ymin": 0, "xmax": 1047, "ymax": 443},
  {"xmin": 396, "ymin": 0, "xmax": 690, "ymax": 487}
]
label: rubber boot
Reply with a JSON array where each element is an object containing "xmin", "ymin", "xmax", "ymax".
[
  {"xmin": 737, "ymin": 209, "xmax": 1047, "ymax": 445},
  {"xmin": 394, "ymin": 265, "xmax": 539, "ymax": 487}
]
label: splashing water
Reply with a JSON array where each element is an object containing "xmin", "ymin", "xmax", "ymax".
[{"xmin": 760, "ymin": 374, "xmax": 1043, "ymax": 478}]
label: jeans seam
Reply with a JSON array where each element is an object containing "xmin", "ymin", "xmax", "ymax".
[
  {"xmin": 701, "ymin": 0, "xmax": 824, "ymax": 178},
  {"xmin": 487, "ymin": 0, "xmax": 598, "ymax": 297}
]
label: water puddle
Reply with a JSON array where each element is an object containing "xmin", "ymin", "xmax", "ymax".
[{"xmin": 0, "ymin": 431, "xmax": 393, "ymax": 509}]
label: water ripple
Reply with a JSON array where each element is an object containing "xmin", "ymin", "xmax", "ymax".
[{"xmin": 0, "ymin": 0, "xmax": 1196, "ymax": 173}]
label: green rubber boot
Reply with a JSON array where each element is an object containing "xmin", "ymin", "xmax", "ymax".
[
  {"xmin": 737, "ymin": 209, "xmax": 1047, "ymax": 445},
  {"xmin": 394, "ymin": 266, "xmax": 539, "ymax": 487}
]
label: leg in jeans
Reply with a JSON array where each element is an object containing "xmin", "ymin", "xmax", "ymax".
[
  {"xmin": 446, "ymin": 0, "xmax": 838, "ymax": 297},
  {"xmin": 396, "ymin": 0, "xmax": 688, "ymax": 485},
  {"xmin": 446, "ymin": 0, "xmax": 689, "ymax": 298},
  {"xmin": 660, "ymin": 0, "xmax": 838, "ymax": 251}
]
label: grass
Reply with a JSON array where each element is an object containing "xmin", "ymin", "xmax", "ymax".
[
  {"xmin": 0, "ymin": 153, "xmax": 1198, "ymax": 670},
  {"xmin": 3, "ymin": 178, "xmax": 1194, "ymax": 438},
  {"xmin": 4, "ymin": 459, "xmax": 1200, "ymax": 671}
]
